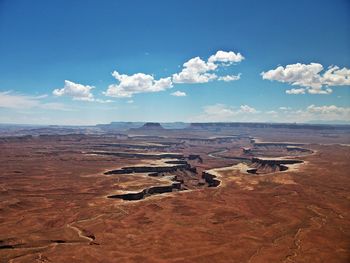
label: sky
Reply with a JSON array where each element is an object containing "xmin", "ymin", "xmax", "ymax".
[{"xmin": 0, "ymin": 0, "xmax": 349, "ymax": 125}]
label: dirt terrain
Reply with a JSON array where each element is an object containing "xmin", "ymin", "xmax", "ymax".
[{"xmin": 0, "ymin": 123, "xmax": 349, "ymax": 262}]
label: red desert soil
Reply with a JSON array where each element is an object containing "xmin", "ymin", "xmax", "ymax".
[{"xmin": 0, "ymin": 129, "xmax": 349, "ymax": 262}]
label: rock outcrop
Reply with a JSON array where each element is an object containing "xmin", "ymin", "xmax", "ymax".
[
  {"xmin": 249, "ymin": 157, "xmax": 303, "ymax": 174},
  {"xmin": 202, "ymin": 172, "xmax": 221, "ymax": 187},
  {"xmin": 133, "ymin": 122, "xmax": 165, "ymax": 131},
  {"xmin": 251, "ymin": 157, "xmax": 303, "ymax": 165},
  {"xmin": 108, "ymin": 182, "xmax": 182, "ymax": 201},
  {"xmin": 104, "ymin": 160, "xmax": 191, "ymax": 175},
  {"xmin": 90, "ymin": 151, "xmax": 184, "ymax": 159}
]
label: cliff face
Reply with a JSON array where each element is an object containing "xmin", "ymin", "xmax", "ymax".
[
  {"xmin": 108, "ymin": 182, "xmax": 182, "ymax": 201},
  {"xmin": 104, "ymin": 163, "xmax": 191, "ymax": 175},
  {"xmin": 140, "ymin": 122, "xmax": 164, "ymax": 130},
  {"xmin": 128, "ymin": 122, "xmax": 165, "ymax": 132},
  {"xmin": 251, "ymin": 157, "xmax": 303, "ymax": 165},
  {"xmin": 202, "ymin": 172, "xmax": 221, "ymax": 187},
  {"xmin": 90, "ymin": 151, "xmax": 184, "ymax": 159},
  {"xmin": 249, "ymin": 157, "xmax": 303, "ymax": 174}
]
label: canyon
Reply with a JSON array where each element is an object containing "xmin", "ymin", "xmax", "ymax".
[{"xmin": 0, "ymin": 122, "xmax": 349, "ymax": 262}]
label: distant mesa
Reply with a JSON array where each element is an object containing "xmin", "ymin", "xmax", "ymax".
[
  {"xmin": 140, "ymin": 122, "xmax": 164, "ymax": 130},
  {"xmin": 96, "ymin": 122, "xmax": 144, "ymax": 131},
  {"xmin": 127, "ymin": 122, "xmax": 165, "ymax": 133}
]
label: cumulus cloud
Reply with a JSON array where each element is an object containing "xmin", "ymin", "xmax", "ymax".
[
  {"xmin": 208, "ymin": 50, "xmax": 245, "ymax": 65},
  {"xmin": 171, "ymin": 91, "xmax": 186, "ymax": 97},
  {"xmin": 261, "ymin": 63, "xmax": 350, "ymax": 94},
  {"xmin": 172, "ymin": 50, "xmax": 244, "ymax": 84},
  {"xmin": 172, "ymin": 57, "xmax": 217, "ymax": 84},
  {"xmin": 53, "ymin": 80, "xmax": 95, "ymax": 101},
  {"xmin": 322, "ymin": 66, "xmax": 350, "ymax": 86},
  {"xmin": 103, "ymin": 50, "xmax": 243, "ymax": 98},
  {"xmin": 218, "ymin": 74, "xmax": 241, "ymax": 82},
  {"xmin": 286, "ymin": 88, "xmax": 306, "ymax": 95},
  {"xmin": 262, "ymin": 63, "xmax": 323, "ymax": 88},
  {"xmin": 105, "ymin": 71, "xmax": 173, "ymax": 98}
]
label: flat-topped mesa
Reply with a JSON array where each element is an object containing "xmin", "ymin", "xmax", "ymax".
[
  {"xmin": 89, "ymin": 151, "xmax": 184, "ymax": 159},
  {"xmin": 96, "ymin": 143, "xmax": 169, "ymax": 150},
  {"xmin": 140, "ymin": 122, "xmax": 164, "ymax": 130},
  {"xmin": 176, "ymin": 136, "xmax": 240, "ymax": 144},
  {"xmin": 128, "ymin": 122, "xmax": 165, "ymax": 133},
  {"xmin": 90, "ymin": 151, "xmax": 203, "ymax": 163},
  {"xmin": 286, "ymin": 146, "xmax": 313, "ymax": 153},
  {"xmin": 108, "ymin": 182, "xmax": 182, "ymax": 201},
  {"xmin": 254, "ymin": 142, "xmax": 305, "ymax": 147},
  {"xmin": 248, "ymin": 157, "xmax": 303, "ymax": 174},
  {"xmin": 104, "ymin": 161, "xmax": 191, "ymax": 175},
  {"xmin": 251, "ymin": 157, "xmax": 303, "ymax": 165}
]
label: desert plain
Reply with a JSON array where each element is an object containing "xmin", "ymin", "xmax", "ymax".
[{"xmin": 0, "ymin": 122, "xmax": 349, "ymax": 262}]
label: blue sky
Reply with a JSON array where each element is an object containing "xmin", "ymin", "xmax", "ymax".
[{"xmin": 0, "ymin": 0, "xmax": 349, "ymax": 125}]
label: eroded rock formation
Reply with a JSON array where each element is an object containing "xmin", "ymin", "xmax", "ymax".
[
  {"xmin": 108, "ymin": 182, "xmax": 182, "ymax": 201},
  {"xmin": 249, "ymin": 157, "xmax": 302, "ymax": 174},
  {"xmin": 202, "ymin": 171, "xmax": 221, "ymax": 187}
]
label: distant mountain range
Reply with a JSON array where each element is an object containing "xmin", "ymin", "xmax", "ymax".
[{"xmin": 0, "ymin": 121, "xmax": 349, "ymax": 137}]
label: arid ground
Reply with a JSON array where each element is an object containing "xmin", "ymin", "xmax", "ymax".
[{"xmin": 0, "ymin": 123, "xmax": 349, "ymax": 262}]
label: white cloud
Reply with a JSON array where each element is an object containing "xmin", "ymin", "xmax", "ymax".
[
  {"xmin": 202, "ymin": 104, "xmax": 237, "ymax": 120},
  {"xmin": 171, "ymin": 91, "xmax": 187, "ymax": 97},
  {"xmin": 307, "ymin": 87, "xmax": 332, "ymax": 95},
  {"xmin": 208, "ymin": 50, "xmax": 245, "ymax": 65},
  {"xmin": 266, "ymin": 110, "xmax": 278, "ymax": 116},
  {"xmin": 262, "ymin": 63, "xmax": 350, "ymax": 95},
  {"xmin": 262, "ymin": 63, "xmax": 323, "ymax": 88},
  {"xmin": 103, "ymin": 50, "xmax": 244, "ymax": 98},
  {"xmin": 0, "ymin": 91, "xmax": 40, "ymax": 109},
  {"xmin": 218, "ymin": 74, "xmax": 241, "ymax": 82},
  {"xmin": 192, "ymin": 104, "xmax": 258, "ymax": 122},
  {"xmin": 279, "ymin": 106, "xmax": 292, "ymax": 111},
  {"xmin": 322, "ymin": 66, "xmax": 350, "ymax": 86},
  {"xmin": 127, "ymin": 99, "xmax": 134, "ymax": 104},
  {"xmin": 172, "ymin": 50, "xmax": 244, "ymax": 84},
  {"xmin": 307, "ymin": 104, "xmax": 350, "ymax": 115},
  {"xmin": 286, "ymin": 88, "xmax": 306, "ymax": 95},
  {"xmin": 172, "ymin": 57, "xmax": 217, "ymax": 84},
  {"xmin": 40, "ymin": 102, "xmax": 73, "ymax": 111},
  {"xmin": 53, "ymin": 80, "xmax": 95, "ymax": 101},
  {"xmin": 0, "ymin": 91, "xmax": 71, "ymax": 111},
  {"xmin": 95, "ymin": 99, "xmax": 113, "ymax": 103},
  {"xmin": 105, "ymin": 71, "xmax": 173, "ymax": 98},
  {"xmin": 191, "ymin": 103, "xmax": 350, "ymax": 123},
  {"xmin": 274, "ymin": 105, "xmax": 350, "ymax": 123},
  {"xmin": 239, "ymin": 104, "xmax": 258, "ymax": 113}
]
